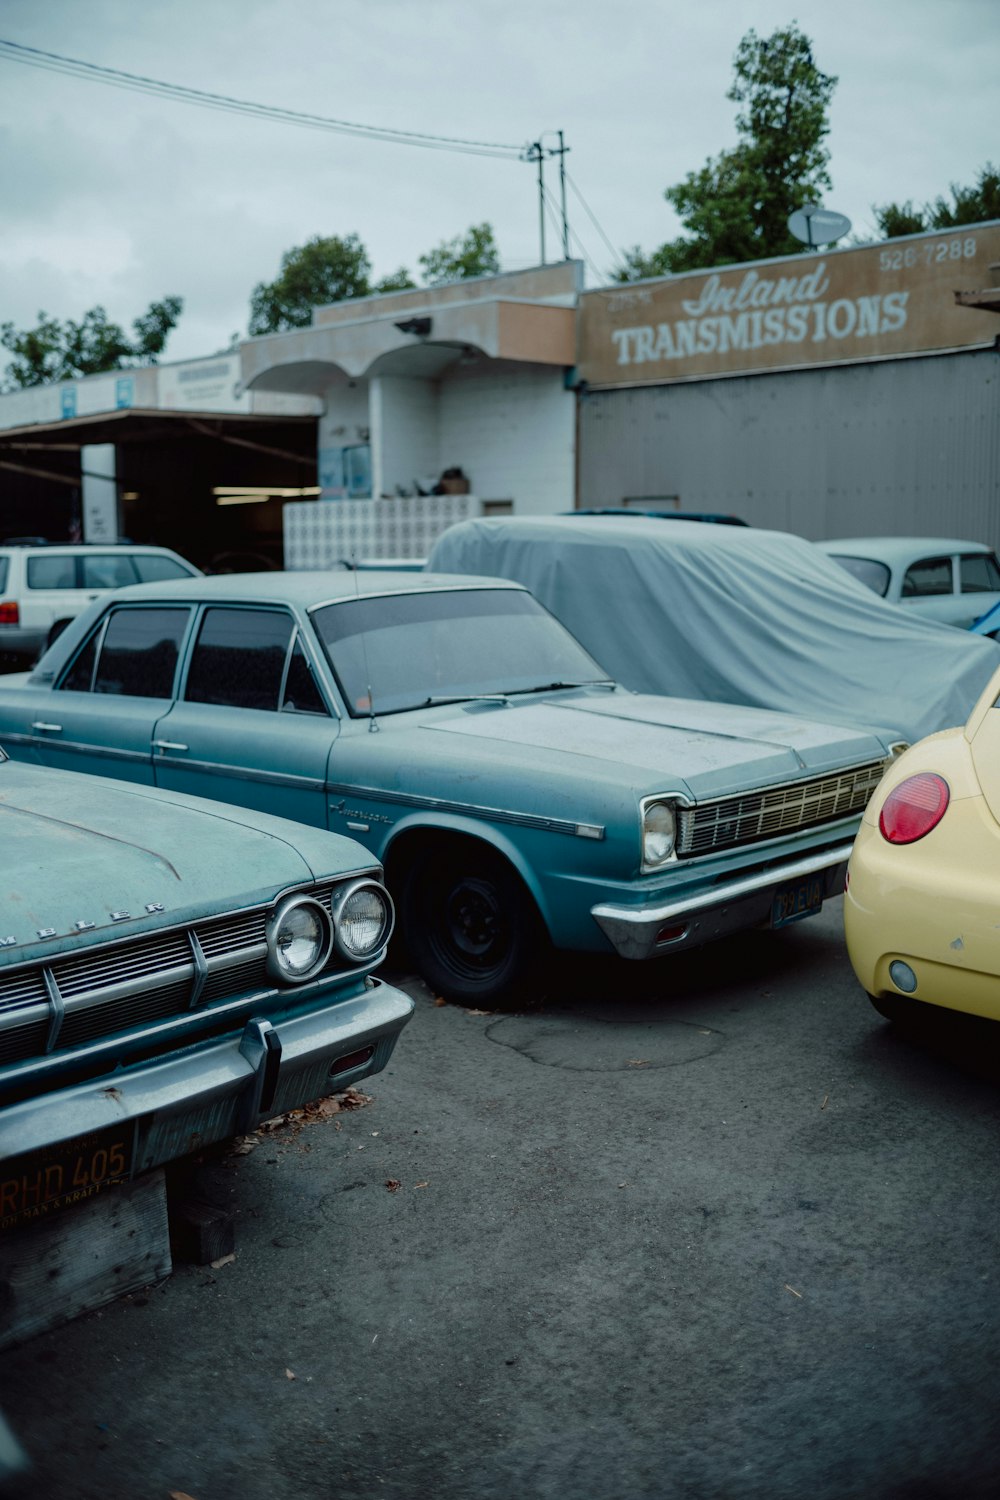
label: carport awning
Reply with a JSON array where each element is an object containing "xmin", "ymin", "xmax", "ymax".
[{"xmin": 0, "ymin": 406, "xmax": 316, "ymax": 449}]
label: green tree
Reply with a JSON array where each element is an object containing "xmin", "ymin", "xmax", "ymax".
[
  {"xmin": 1, "ymin": 296, "xmax": 183, "ymax": 390},
  {"xmin": 874, "ymin": 163, "xmax": 1000, "ymax": 238},
  {"xmin": 373, "ymin": 267, "xmax": 417, "ymax": 293},
  {"xmin": 418, "ymin": 223, "xmax": 500, "ymax": 286},
  {"xmin": 615, "ymin": 24, "xmax": 836, "ymax": 279},
  {"xmin": 248, "ymin": 233, "xmax": 373, "ymax": 335}
]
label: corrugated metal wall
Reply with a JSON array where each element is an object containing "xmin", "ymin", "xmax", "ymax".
[{"xmin": 577, "ymin": 348, "xmax": 1000, "ymax": 545}]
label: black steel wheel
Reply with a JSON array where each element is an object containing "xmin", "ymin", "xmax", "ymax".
[{"xmin": 400, "ymin": 845, "xmax": 545, "ymax": 1007}]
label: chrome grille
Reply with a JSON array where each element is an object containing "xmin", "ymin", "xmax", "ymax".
[
  {"xmin": 676, "ymin": 760, "xmax": 886, "ymax": 857},
  {"xmin": 0, "ymin": 879, "xmax": 362, "ymax": 1070},
  {"xmin": 59, "ymin": 981, "xmax": 194, "ymax": 1049},
  {"xmin": 53, "ymin": 932, "xmax": 193, "ymax": 998},
  {"xmin": 0, "ymin": 970, "xmax": 48, "ymax": 1017}
]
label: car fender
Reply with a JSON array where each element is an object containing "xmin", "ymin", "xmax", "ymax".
[{"xmin": 376, "ymin": 808, "xmax": 554, "ymax": 933}]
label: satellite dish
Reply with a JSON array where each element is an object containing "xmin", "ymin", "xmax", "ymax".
[{"xmin": 788, "ymin": 204, "xmax": 852, "ymax": 248}]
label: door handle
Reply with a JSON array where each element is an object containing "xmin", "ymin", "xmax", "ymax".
[
  {"xmin": 31, "ymin": 721, "xmax": 63, "ymax": 733},
  {"xmin": 152, "ymin": 739, "xmax": 189, "ymax": 753}
]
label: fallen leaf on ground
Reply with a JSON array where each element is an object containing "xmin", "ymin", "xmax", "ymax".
[
  {"xmin": 385, "ymin": 1179, "xmax": 401, "ymax": 1192},
  {"xmin": 434, "ymin": 996, "xmax": 448, "ymax": 1007},
  {"xmin": 229, "ymin": 1136, "xmax": 258, "ymax": 1155},
  {"xmin": 414, "ymin": 1181, "xmax": 429, "ymax": 1189},
  {"xmin": 169, "ymin": 1492, "xmax": 199, "ymax": 1500},
  {"xmin": 260, "ymin": 1088, "xmax": 374, "ymax": 1137},
  {"xmin": 784, "ymin": 1284, "xmax": 803, "ymax": 1299},
  {"xmin": 210, "ymin": 1253, "xmax": 236, "ymax": 1270},
  {"xmin": 285, "ymin": 1368, "xmax": 297, "ymax": 1380}
]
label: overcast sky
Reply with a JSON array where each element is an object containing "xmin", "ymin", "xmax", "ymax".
[{"xmin": 1, "ymin": 0, "xmax": 996, "ymax": 364}]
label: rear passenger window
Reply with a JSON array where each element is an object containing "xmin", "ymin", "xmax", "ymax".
[
  {"xmin": 81, "ymin": 555, "xmax": 139, "ymax": 589},
  {"xmin": 60, "ymin": 608, "xmax": 189, "ymax": 697},
  {"xmin": 185, "ymin": 608, "xmax": 294, "ymax": 711},
  {"xmin": 134, "ymin": 556, "xmax": 194, "ymax": 583},
  {"xmin": 901, "ymin": 557, "xmax": 952, "ymax": 597},
  {"xmin": 0, "ymin": 559, "xmax": 8, "ymax": 592},
  {"xmin": 959, "ymin": 553, "xmax": 1000, "ymax": 594},
  {"xmin": 27, "ymin": 556, "xmax": 77, "ymax": 590}
]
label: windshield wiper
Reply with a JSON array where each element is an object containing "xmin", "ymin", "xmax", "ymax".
[
  {"xmin": 506, "ymin": 679, "xmax": 617, "ymax": 694},
  {"xmin": 423, "ymin": 693, "xmax": 512, "ymax": 706},
  {"xmin": 423, "ymin": 680, "xmax": 617, "ymax": 708}
]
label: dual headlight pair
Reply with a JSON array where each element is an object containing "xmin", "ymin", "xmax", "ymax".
[{"xmin": 265, "ymin": 880, "xmax": 394, "ymax": 983}]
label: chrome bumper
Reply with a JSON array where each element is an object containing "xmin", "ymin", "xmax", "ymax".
[
  {"xmin": 591, "ymin": 843, "xmax": 854, "ymax": 961},
  {"xmin": 0, "ymin": 978, "xmax": 414, "ymax": 1174}
]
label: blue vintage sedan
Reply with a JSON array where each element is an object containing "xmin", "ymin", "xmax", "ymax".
[
  {"xmin": 0, "ymin": 751, "xmax": 412, "ymax": 1231},
  {"xmin": 0, "ymin": 571, "xmax": 903, "ymax": 1005}
]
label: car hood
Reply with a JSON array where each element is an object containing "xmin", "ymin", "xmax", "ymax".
[
  {"xmin": 423, "ymin": 692, "xmax": 890, "ymax": 799},
  {"xmin": 0, "ymin": 760, "xmax": 328, "ymax": 960}
]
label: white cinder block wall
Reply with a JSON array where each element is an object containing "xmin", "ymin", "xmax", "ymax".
[
  {"xmin": 438, "ymin": 363, "xmax": 575, "ymax": 514},
  {"xmin": 373, "ymin": 377, "xmax": 441, "ymax": 496}
]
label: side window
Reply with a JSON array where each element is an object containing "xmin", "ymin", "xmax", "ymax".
[
  {"xmin": 134, "ymin": 556, "xmax": 194, "ymax": 583},
  {"xmin": 281, "ymin": 635, "xmax": 328, "ymax": 716},
  {"xmin": 959, "ymin": 553, "xmax": 1000, "ymax": 594},
  {"xmin": 81, "ymin": 554, "xmax": 139, "ymax": 589},
  {"xmin": 0, "ymin": 559, "xmax": 9, "ymax": 592},
  {"xmin": 87, "ymin": 608, "xmax": 189, "ymax": 697},
  {"xmin": 185, "ymin": 608, "xmax": 293, "ymax": 711},
  {"xmin": 901, "ymin": 557, "xmax": 952, "ymax": 598},
  {"xmin": 26, "ymin": 556, "xmax": 77, "ymax": 590}
]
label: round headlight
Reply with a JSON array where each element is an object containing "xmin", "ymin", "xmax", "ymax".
[
  {"xmin": 266, "ymin": 896, "xmax": 333, "ymax": 982},
  {"xmin": 642, "ymin": 800, "xmax": 677, "ymax": 868},
  {"xmin": 331, "ymin": 880, "xmax": 394, "ymax": 962}
]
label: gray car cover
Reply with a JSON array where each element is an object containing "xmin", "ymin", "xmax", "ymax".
[{"xmin": 428, "ymin": 515, "xmax": 1000, "ymax": 744}]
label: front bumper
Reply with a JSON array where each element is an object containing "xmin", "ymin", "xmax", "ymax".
[
  {"xmin": 0, "ymin": 977, "xmax": 414, "ymax": 1224},
  {"xmin": 591, "ymin": 843, "xmax": 853, "ymax": 960}
]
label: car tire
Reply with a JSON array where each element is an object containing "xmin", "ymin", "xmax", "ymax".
[{"xmin": 399, "ymin": 845, "xmax": 547, "ymax": 1007}]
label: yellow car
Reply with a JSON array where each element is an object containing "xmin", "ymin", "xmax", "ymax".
[{"xmin": 845, "ymin": 664, "xmax": 1000, "ymax": 1024}]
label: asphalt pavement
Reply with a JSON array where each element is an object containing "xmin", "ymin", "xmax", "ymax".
[{"xmin": 3, "ymin": 897, "xmax": 1000, "ymax": 1500}]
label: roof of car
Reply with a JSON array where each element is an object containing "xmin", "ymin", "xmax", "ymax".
[
  {"xmin": 97, "ymin": 569, "xmax": 523, "ymax": 606},
  {"xmin": 816, "ymin": 537, "xmax": 994, "ymax": 560},
  {"xmin": 0, "ymin": 542, "xmax": 189, "ymax": 555}
]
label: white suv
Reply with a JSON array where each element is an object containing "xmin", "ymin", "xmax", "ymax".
[{"xmin": 0, "ymin": 543, "xmax": 201, "ymax": 665}]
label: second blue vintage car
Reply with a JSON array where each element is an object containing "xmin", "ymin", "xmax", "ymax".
[{"xmin": 0, "ymin": 571, "xmax": 904, "ymax": 1004}]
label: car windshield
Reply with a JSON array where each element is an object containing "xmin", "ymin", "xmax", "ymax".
[
  {"xmin": 827, "ymin": 554, "xmax": 891, "ymax": 596},
  {"xmin": 311, "ymin": 588, "xmax": 612, "ymax": 716}
]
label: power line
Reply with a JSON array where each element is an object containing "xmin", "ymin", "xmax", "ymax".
[
  {"xmin": 0, "ymin": 38, "xmax": 527, "ymax": 160},
  {"xmin": 565, "ymin": 170, "xmax": 630, "ymax": 279}
]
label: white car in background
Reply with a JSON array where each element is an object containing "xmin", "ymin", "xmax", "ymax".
[
  {"xmin": 0, "ymin": 542, "xmax": 200, "ymax": 666},
  {"xmin": 815, "ymin": 536, "xmax": 1000, "ymax": 629}
]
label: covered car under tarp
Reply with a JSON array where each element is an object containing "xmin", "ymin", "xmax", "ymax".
[{"xmin": 427, "ymin": 515, "xmax": 1000, "ymax": 744}]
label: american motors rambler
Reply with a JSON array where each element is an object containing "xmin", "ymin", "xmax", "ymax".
[
  {"xmin": 0, "ymin": 571, "xmax": 905, "ymax": 1006},
  {"xmin": 0, "ymin": 753, "xmax": 412, "ymax": 1232}
]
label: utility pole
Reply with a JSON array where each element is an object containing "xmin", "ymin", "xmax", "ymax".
[
  {"xmin": 521, "ymin": 132, "xmax": 571, "ymax": 265},
  {"xmin": 522, "ymin": 141, "xmax": 546, "ymax": 264}
]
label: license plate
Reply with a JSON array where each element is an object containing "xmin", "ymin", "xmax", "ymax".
[
  {"xmin": 0, "ymin": 1123, "xmax": 136, "ymax": 1233},
  {"xmin": 771, "ymin": 875, "xmax": 824, "ymax": 929}
]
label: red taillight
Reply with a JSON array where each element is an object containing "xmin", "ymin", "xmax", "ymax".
[
  {"xmin": 0, "ymin": 602, "xmax": 18, "ymax": 625},
  {"xmin": 878, "ymin": 773, "xmax": 950, "ymax": 844}
]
